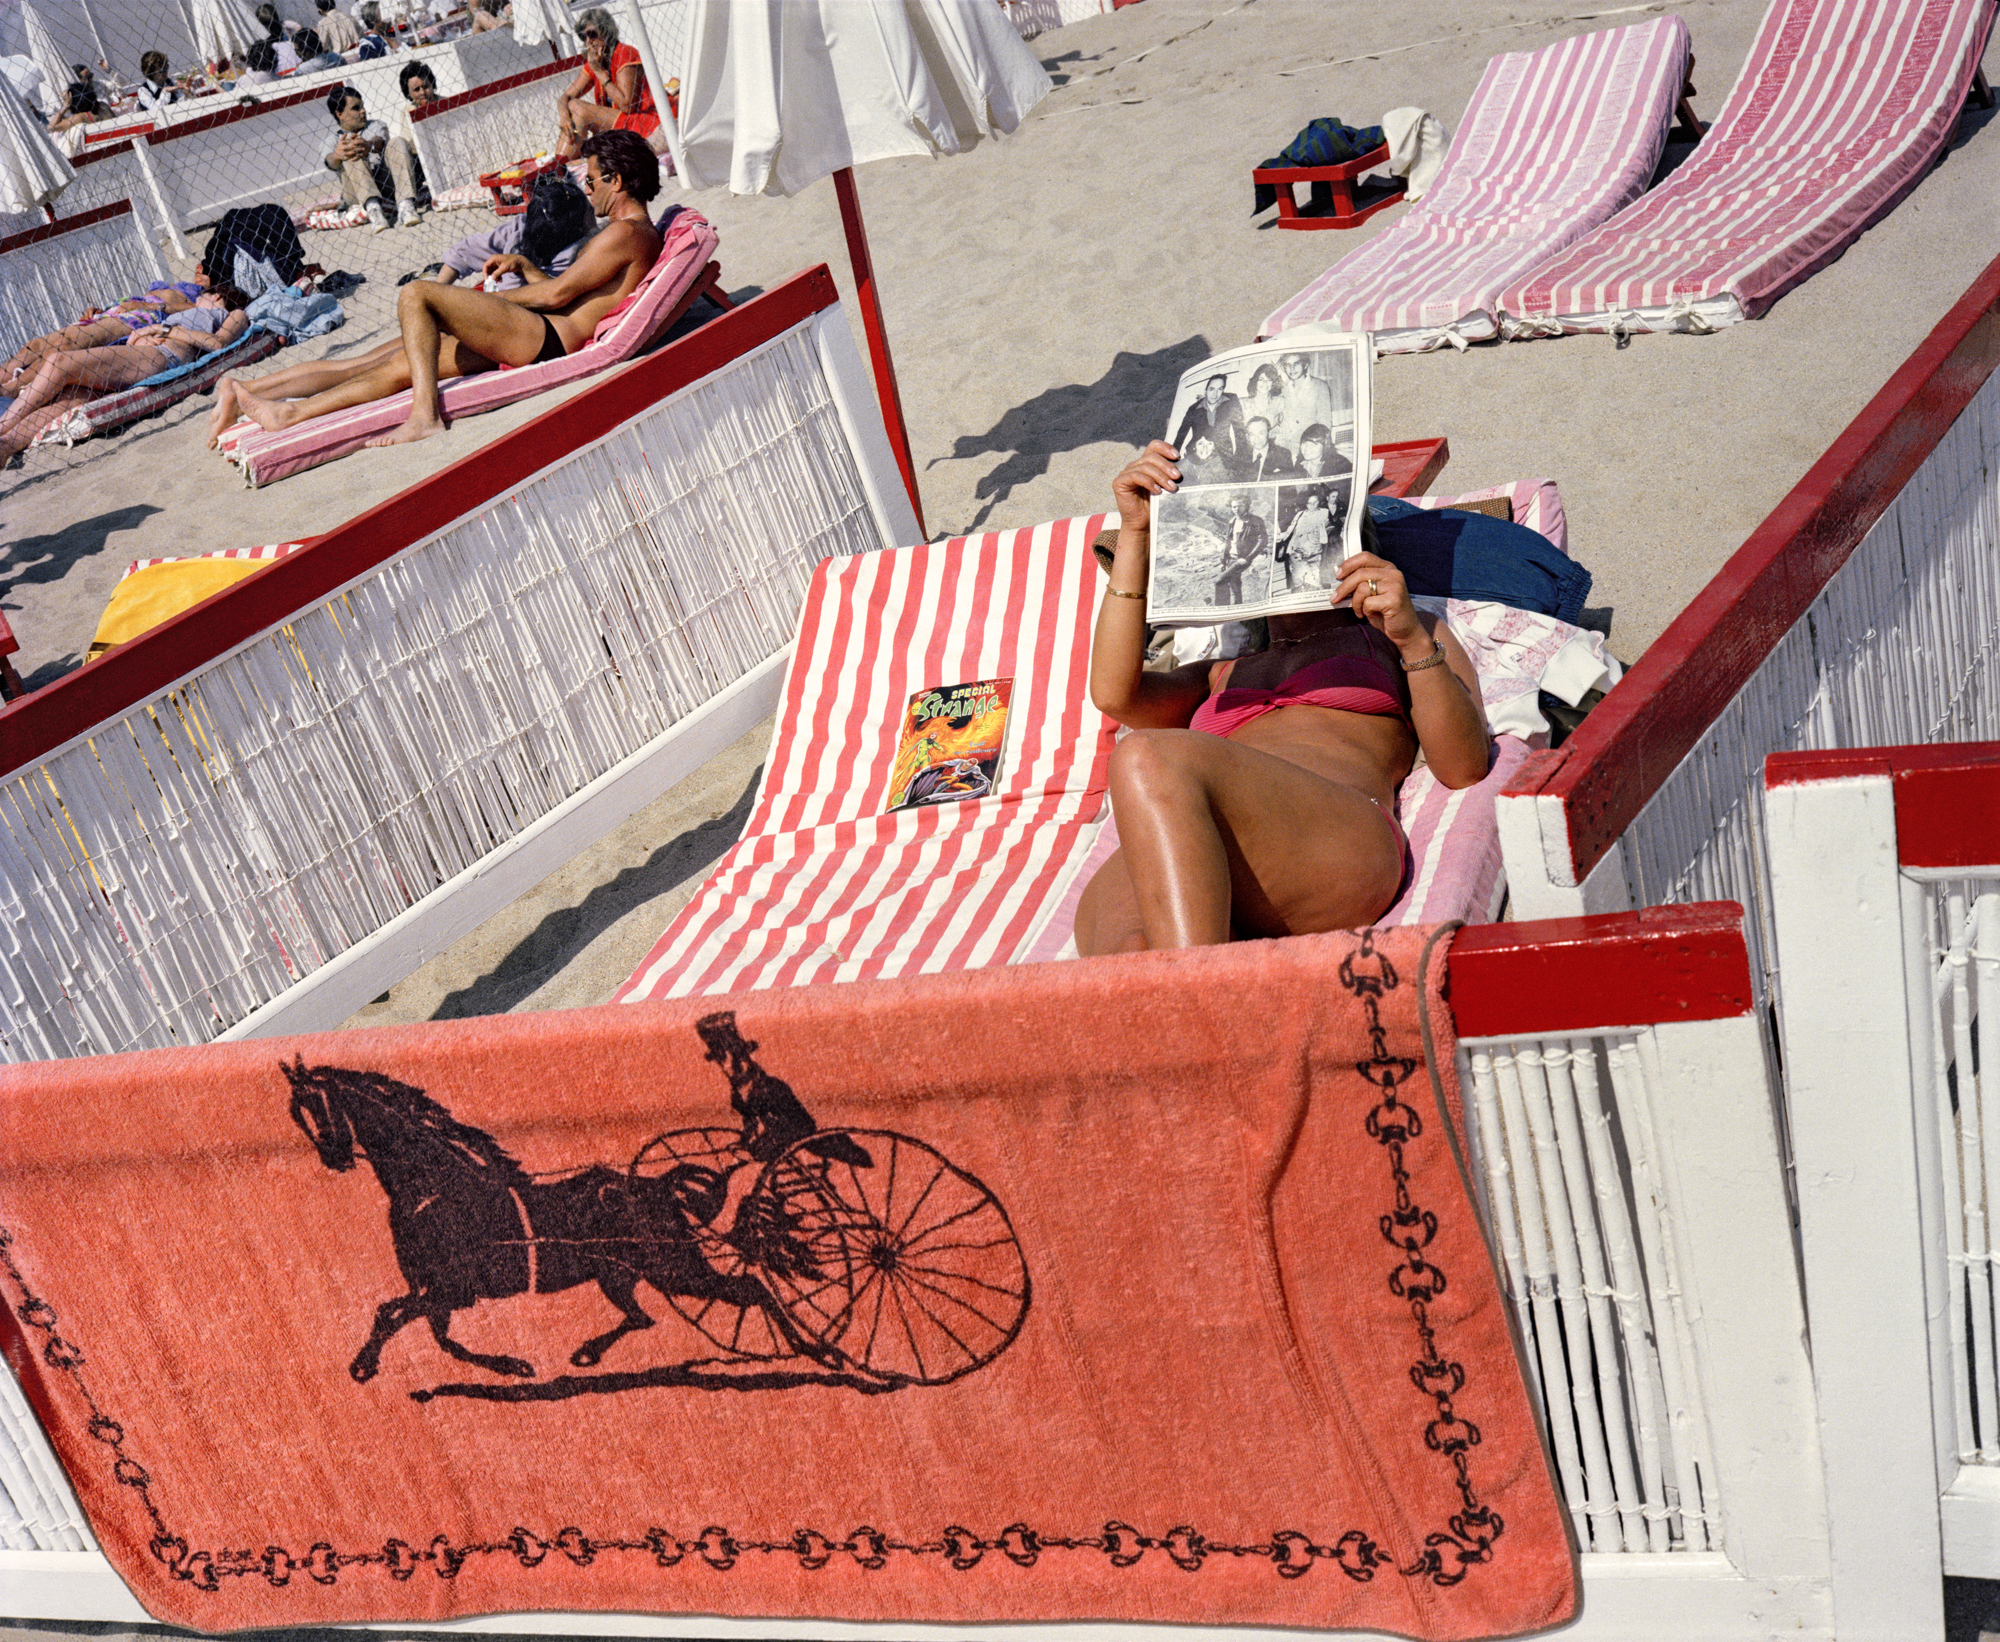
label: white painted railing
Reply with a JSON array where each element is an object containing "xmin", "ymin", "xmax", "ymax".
[
  {"xmin": 0, "ymin": 272, "xmax": 917, "ymax": 1064},
  {"xmin": 1764, "ymin": 744, "xmax": 2000, "ymax": 1640},
  {"xmin": 0, "ymin": 204, "xmax": 166, "ymax": 362}
]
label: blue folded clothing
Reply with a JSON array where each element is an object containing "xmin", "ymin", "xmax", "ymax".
[
  {"xmin": 1370, "ymin": 495, "xmax": 1593, "ymax": 624},
  {"xmin": 1254, "ymin": 118, "xmax": 1387, "ymax": 213}
]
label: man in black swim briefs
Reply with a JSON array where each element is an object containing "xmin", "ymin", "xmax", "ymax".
[{"xmin": 221, "ymin": 131, "xmax": 663, "ymax": 448}]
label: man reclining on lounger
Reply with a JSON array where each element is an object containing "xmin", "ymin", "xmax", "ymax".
[{"xmin": 210, "ymin": 130, "xmax": 662, "ymax": 451}]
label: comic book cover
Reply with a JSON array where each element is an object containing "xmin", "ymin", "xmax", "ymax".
[{"xmin": 885, "ymin": 678, "xmax": 1013, "ymax": 812}]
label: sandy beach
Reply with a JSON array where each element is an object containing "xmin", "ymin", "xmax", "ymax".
[{"xmin": 3, "ymin": 0, "xmax": 1998, "ymax": 1031}]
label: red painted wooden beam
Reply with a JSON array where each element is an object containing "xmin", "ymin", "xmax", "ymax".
[
  {"xmin": 1768, "ymin": 741, "xmax": 2000, "ymax": 870},
  {"xmin": 0, "ymin": 265, "xmax": 841, "ymax": 778},
  {"xmin": 1449, "ymin": 901, "xmax": 1754, "ymax": 1037},
  {"xmin": 0, "ymin": 198, "xmax": 131, "ymax": 257},
  {"xmin": 411, "ymin": 54, "xmax": 581, "ymax": 123},
  {"xmin": 1505, "ymin": 248, "xmax": 2000, "ymax": 885}
]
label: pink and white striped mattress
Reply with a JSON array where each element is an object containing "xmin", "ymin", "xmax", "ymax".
[
  {"xmin": 1499, "ymin": 0, "xmax": 1996, "ymax": 334},
  {"xmin": 617, "ymin": 486, "xmax": 1593, "ymax": 1002},
  {"xmin": 1260, "ymin": 17, "xmax": 1692, "ymax": 351},
  {"xmin": 216, "ymin": 210, "xmax": 719, "ymax": 486},
  {"xmin": 615, "ymin": 516, "xmax": 1117, "ymax": 1002},
  {"xmin": 32, "ymin": 329, "xmax": 283, "ymax": 449}
]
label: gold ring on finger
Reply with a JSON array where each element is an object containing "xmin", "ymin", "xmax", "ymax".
[{"xmin": 1369, "ymin": 578, "xmax": 1379, "ymax": 596}]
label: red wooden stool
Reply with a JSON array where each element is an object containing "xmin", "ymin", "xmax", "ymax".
[{"xmin": 1253, "ymin": 141, "xmax": 1405, "ymax": 231}]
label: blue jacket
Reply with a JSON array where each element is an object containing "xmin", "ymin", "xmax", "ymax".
[{"xmin": 1369, "ymin": 496, "xmax": 1592, "ymax": 624}]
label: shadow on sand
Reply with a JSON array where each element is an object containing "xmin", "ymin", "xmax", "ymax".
[
  {"xmin": 935, "ymin": 336, "xmax": 1212, "ymax": 530},
  {"xmin": 426, "ymin": 765, "xmax": 761, "ymax": 1019}
]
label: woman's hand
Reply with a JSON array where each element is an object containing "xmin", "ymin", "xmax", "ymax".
[
  {"xmin": 1112, "ymin": 439, "xmax": 1179, "ymax": 534},
  {"xmin": 1331, "ymin": 551, "xmax": 1430, "ymax": 662},
  {"xmin": 128, "ymin": 324, "xmax": 171, "ymax": 346}
]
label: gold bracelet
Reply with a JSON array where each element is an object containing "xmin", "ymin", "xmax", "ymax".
[
  {"xmin": 1402, "ymin": 641, "xmax": 1449, "ymax": 672},
  {"xmin": 1105, "ymin": 586, "xmax": 1146, "ymax": 600}
]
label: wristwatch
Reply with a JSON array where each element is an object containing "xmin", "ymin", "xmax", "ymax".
[{"xmin": 1402, "ymin": 641, "xmax": 1448, "ymax": 672}]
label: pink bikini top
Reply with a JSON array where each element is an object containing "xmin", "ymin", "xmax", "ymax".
[{"xmin": 1188, "ymin": 645, "xmax": 1410, "ymax": 739}]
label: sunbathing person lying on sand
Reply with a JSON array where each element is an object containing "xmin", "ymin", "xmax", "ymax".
[
  {"xmin": 1, "ymin": 278, "xmax": 216, "ymax": 393},
  {"xmin": 0, "ymin": 292, "xmax": 250, "ymax": 464},
  {"xmin": 1073, "ymin": 441, "xmax": 1490, "ymax": 954},
  {"xmin": 210, "ymin": 130, "xmax": 662, "ymax": 451}
]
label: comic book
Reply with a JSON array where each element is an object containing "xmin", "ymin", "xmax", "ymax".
[
  {"xmin": 885, "ymin": 679, "xmax": 1013, "ymax": 812},
  {"xmin": 1148, "ymin": 331, "xmax": 1372, "ymax": 626}
]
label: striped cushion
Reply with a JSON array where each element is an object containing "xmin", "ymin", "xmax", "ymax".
[
  {"xmin": 34, "ymin": 329, "xmax": 284, "ymax": 449},
  {"xmin": 220, "ymin": 210, "xmax": 719, "ymax": 486},
  {"xmin": 1499, "ymin": 0, "xmax": 1995, "ymax": 332},
  {"xmin": 615, "ymin": 515, "xmax": 1115, "ymax": 1001},
  {"xmin": 1260, "ymin": 18, "xmax": 1691, "ymax": 350}
]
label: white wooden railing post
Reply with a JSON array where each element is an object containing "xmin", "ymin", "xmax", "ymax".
[{"xmin": 1765, "ymin": 757, "xmax": 1947, "ymax": 1642}]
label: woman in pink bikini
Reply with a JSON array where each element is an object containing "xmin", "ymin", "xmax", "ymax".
[{"xmin": 1074, "ymin": 440, "xmax": 1490, "ymax": 955}]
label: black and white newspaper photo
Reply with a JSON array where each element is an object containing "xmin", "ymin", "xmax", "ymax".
[{"xmin": 1148, "ymin": 333, "xmax": 1371, "ymax": 626}]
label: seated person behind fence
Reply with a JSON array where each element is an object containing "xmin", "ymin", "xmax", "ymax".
[
  {"xmin": 47, "ymin": 80, "xmax": 103, "ymax": 135},
  {"xmin": 1073, "ymin": 441, "xmax": 1489, "ymax": 954},
  {"xmin": 134, "ymin": 52, "xmax": 180, "ymax": 110},
  {"xmin": 555, "ymin": 8, "xmax": 659, "ymax": 158},
  {"xmin": 213, "ymin": 132, "xmax": 661, "ymax": 448},
  {"xmin": 294, "ymin": 29, "xmax": 343, "ymax": 71},
  {"xmin": 236, "ymin": 38, "xmax": 279, "ymax": 84},
  {"xmin": 2, "ymin": 279, "xmax": 214, "ymax": 392},
  {"xmin": 354, "ymin": 5, "xmax": 392, "ymax": 57},
  {"xmin": 432, "ymin": 173, "xmax": 594, "ymax": 287},
  {"xmin": 316, "ymin": 0, "xmax": 362, "ymax": 55},
  {"xmin": 468, "ymin": 0, "xmax": 510, "ymax": 32},
  {"xmin": 0, "ymin": 290, "xmax": 250, "ymax": 464},
  {"xmin": 324, "ymin": 83, "xmax": 420, "ymax": 232},
  {"xmin": 384, "ymin": 60, "xmax": 434, "ymax": 206}
]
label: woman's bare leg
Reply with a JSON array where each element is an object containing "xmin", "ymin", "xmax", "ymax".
[
  {"xmin": 1099, "ymin": 728, "xmax": 1404, "ymax": 950},
  {"xmin": 0, "ymin": 387, "xmax": 96, "ymax": 462},
  {"xmin": 0, "ymin": 345, "xmax": 179, "ymax": 449},
  {"xmin": 2, "ymin": 317, "xmax": 134, "ymax": 389},
  {"xmin": 1074, "ymin": 850, "xmax": 1148, "ymax": 957},
  {"xmin": 209, "ymin": 340, "xmax": 407, "ymax": 445}
]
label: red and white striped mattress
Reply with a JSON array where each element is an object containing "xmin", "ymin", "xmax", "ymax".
[
  {"xmin": 615, "ymin": 515, "xmax": 1117, "ymax": 1002},
  {"xmin": 216, "ymin": 210, "xmax": 719, "ymax": 486},
  {"xmin": 31, "ymin": 329, "xmax": 284, "ymax": 449},
  {"xmin": 1260, "ymin": 18, "xmax": 1692, "ymax": 351},
  {"xmin": 1499, "ymin": 0, "xmax": 1995, "ymax": 335}
]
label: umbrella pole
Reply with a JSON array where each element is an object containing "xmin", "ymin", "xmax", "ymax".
[{"xmin": 832, "ymin": 166, "xmax": 926, "ymax": 539}]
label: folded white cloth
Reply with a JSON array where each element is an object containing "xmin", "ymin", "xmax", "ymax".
[{"xmin": 1381, "ymin": 106, "xmax": 1449, "ymax": 201}]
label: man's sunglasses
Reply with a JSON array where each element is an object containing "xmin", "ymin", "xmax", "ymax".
[{"xmin": 580, "ymin": 27, "xmax": 601, "ymax": 37}]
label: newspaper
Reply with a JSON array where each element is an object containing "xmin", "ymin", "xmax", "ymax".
[{"xmin": 1148, "ymin": 332, "xmax": 1371, "ymax": 626}]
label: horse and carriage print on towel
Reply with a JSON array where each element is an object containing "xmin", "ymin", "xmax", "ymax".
[{"xmin": 283, "ymin": 1012, "xmax": 1031, "ymax": 1401}]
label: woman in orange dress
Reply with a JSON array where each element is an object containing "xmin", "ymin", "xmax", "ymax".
[{"xmin": 555, "ymin": 6, "xmax": 658, "ymax": 158}]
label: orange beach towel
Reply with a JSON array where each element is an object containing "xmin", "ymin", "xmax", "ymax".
[{"xmin": 0, "ymin": 926, "xmax": 1576, "ymax": 1636}]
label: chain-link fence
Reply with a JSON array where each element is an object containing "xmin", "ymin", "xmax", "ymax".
[{"xmin": 0, "ymin": 0, "xmax": 707, "ymax": 470}]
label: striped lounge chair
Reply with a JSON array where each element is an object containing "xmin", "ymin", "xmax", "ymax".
[
  {"xmin": 32, "ymin": 328, "xmax": 284, "ymax": 450},
  {"xmin": 216, "ymin": 209, "xmax": 726, "ymax": 487},
  {"xmin": 1260, "ymin": 17, "xmax": 1695, "ymax": 351},
  {"xmin": 1498, "ymin": 0, "xmax": 1996, "ymax": 336},
  {"xmin": 616, "ymin": 482, "xmax": 1606, "ymax": 1001}
]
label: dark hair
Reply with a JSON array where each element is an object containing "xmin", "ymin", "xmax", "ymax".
[
  {"xmin": 296, "ymin": 28, "xmax": 322, "ymax": 56},
  {"xmin": 317, "ymin": 0, "xmax": 337, "ymax": 11},
  {"xmin": 245, "ymin": 38, "xmax": 277, "ymax": 71},
  {"xmin": 327, "ymin": 83, "xmax": 362, "ymax": 118},
  {"xmin": 398, "ymin": 61, "xmax": 435, "ymax": 100},
  {"xmin": 255, "ymin": 3, "xmax": 283, "ymax": 37},
  {"xmin": 580, "ymin": 127, "xmax": 659, "ymax": 202},
  {"xmin": 64, "ymin": 80, "xmax": 102, "ymax": 115},
  {"xmin": 522, "ymin": 175, "xmax": 595, "ymax": 268},
  {"xmin": 1297, "ymin": 421, "xmax": 1330, "ymax": 451},
  {"xmin": 210, "ymin": 282, "xmax": 251, "ymax": 310},
  {"xmin": 72, "ymin": 62, "xmax": 89, "ymax": 78},
  {"xmin": 140, "ymin": 50, "xmax": 168, "ymax": 81}
]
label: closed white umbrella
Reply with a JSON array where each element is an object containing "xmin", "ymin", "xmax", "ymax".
[
  {"xmin": 17, "ymin": 1, "xmax": 69, "ymax": 101},
  {"xmin": 0, "ymin": 74, "xmax": 73, "ymax": 214},
  {"xmin": 671, "ymin": 0, "xmax": 1052, "ymax": 533},
  {"xmin": 508, "ymin": 0, "xmax": 576, "ymax": 58},
  {"xmin": 186, "ymin": 0, "xmax": 261, "ymax": 66}
]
